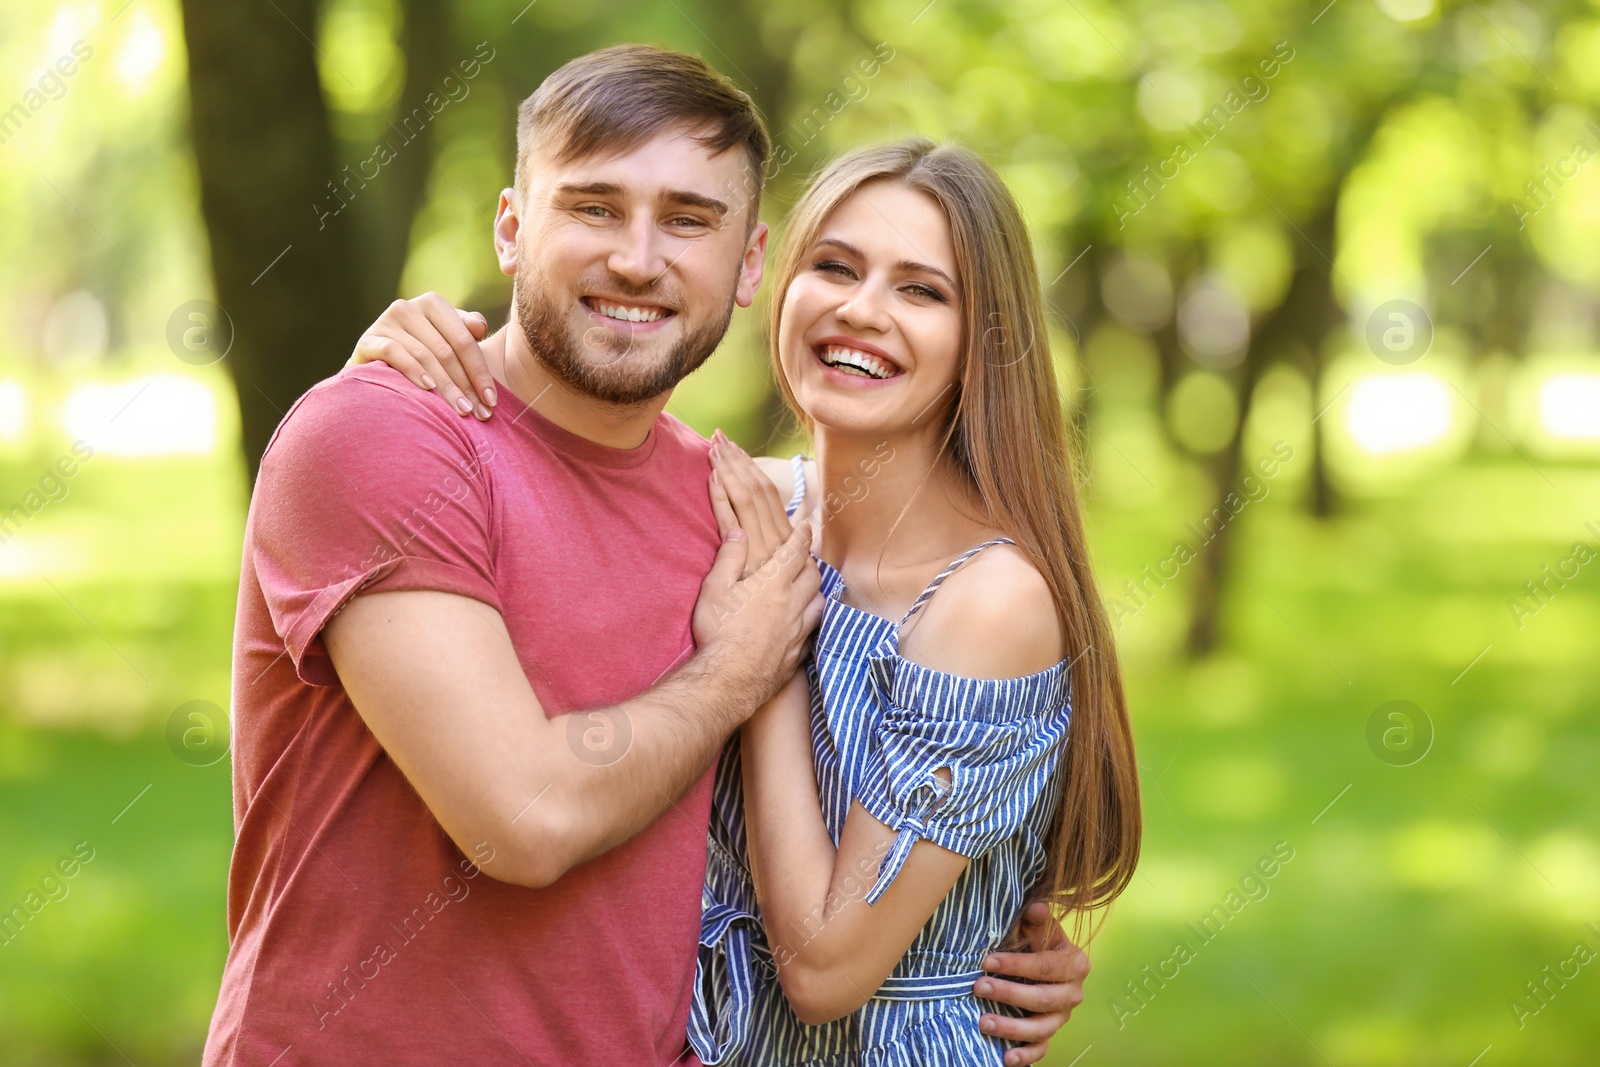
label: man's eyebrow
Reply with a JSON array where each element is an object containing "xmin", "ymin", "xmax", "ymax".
[
  {"xmin": 553, "ymin": 181, "xmax": 728, "ymax": 218},
  {"xmin": 814, "ymin": 237, "xmax": 958, "ymax": 291},
  {"xmin": 554, "ymin": 181, "xmax": 624, "ymax": 198},
  {"xmin": 663, "ymin": 189, "xmax": 729, "ymax": 217}
]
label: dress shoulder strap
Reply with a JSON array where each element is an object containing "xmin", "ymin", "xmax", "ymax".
[
  {"xmin": 784, "ymin": 453, "xmax": 809, "ymax": 519},
  {"xmin": 897, "ymin": 537, "xmax": 1017, "ymax": 629}
]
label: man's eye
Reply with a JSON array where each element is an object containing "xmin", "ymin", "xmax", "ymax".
[
  {"xmin": 580, "ymin": 205, "xmax": 611, "ymax": 218},
  {"xmin": 670, "ymin": 216, "xmax": 707, "ymax": 229}
]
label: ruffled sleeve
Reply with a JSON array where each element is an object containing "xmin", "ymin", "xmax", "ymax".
[{"xmin": 852, "ymin": 653, "xmax": 1072, "ymax": 906}]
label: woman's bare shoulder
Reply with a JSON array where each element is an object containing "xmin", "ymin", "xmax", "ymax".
[{"xmin": 901, "ymin": 542, "xmax": 1064, "ymax": 679}]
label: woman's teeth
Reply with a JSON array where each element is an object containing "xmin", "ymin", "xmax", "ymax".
[
  {"xmin": 593, "ymin": 301, "xmax": 666, "ymax": 323},
  {"xmin": 819, "ymin": 344, "xmax": 897, "ymax": 380}
]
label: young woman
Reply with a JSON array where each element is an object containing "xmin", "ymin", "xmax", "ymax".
[{"xmin": 354, "ymin": 139, "xmax": 1140, "ymax": 1065}]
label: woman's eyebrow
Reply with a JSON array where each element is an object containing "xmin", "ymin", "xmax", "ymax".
[{"xmin": 814, "ymin": 237, "xmax": 957, "ymax": 290}]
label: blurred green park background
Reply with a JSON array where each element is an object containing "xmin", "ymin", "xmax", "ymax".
[{"xmin": 3, "ymin": 0, "xmax": 1599, "ymax": 1063}]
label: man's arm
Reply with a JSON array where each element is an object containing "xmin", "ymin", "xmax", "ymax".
[{"xmin": 325, "ymin": 518, "xmax": 821, "ymax": 888}]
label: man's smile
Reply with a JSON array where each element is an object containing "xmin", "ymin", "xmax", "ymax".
[{"xmin": 581, "ymin": 295, "xmax": 675, "ymax": 327}]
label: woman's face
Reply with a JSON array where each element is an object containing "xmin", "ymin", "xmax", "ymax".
[{"xmin": 777, "ymin": 180, "xmax": 963, "ymax": 439}]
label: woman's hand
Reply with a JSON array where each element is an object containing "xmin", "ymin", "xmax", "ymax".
[
  {"xmin": 347, "ymin": 292, "xmax": 496, "ymax": 419},
  {"xmin": 973, "ymin": 902, "xmax": 1091, "ymax": 1065},
  {"xmin": 707, "ymin": 430, "xmax": 794, "ymax": 579}
]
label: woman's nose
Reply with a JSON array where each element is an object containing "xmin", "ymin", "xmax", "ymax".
[{"xmin": 835, "ymin": 282, "xmax": 891, "ymax": 332}]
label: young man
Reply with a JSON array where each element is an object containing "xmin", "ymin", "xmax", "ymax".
[{"xmin": 205, "ymin": 45, "xmax": 1084, "ymax": 1066}]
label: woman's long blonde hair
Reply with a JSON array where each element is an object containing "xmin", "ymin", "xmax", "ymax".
[{"xmin": 767, "ymin": 139, "xmax": 1141, "ymax": 941}]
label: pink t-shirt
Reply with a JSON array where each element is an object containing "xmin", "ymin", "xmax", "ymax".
[{"xmin": 204, "ymin": 363, "xmax": 720, "ymax": 1065}]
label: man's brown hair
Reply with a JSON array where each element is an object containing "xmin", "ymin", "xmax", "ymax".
[{"xmin": 514, "ymin": 44, "xmax": 771, "ymax": 225}]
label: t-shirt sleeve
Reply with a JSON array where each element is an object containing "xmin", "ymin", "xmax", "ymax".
[
  {"xmin": 247, "ymin": 370, "xmax": 502, "ymax": 686},
  {"xmin": 852, "ymin": 656, "xmax": 1073, "ymax": 905}
]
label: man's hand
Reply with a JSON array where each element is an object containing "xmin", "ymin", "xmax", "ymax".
[
  {"xmin": 348, "ymin": 292, "xmax": 496, "ymax": 419},
  {"xmin": 974, "ymin": 902, "xmax": 1091, "ymax": 1065}
]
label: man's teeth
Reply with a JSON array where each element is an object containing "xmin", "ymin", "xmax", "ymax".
[
  {"xmin": 594, "ymin": 301, "xmax": 666, "ymax": 323},
  {"xmin": 819, "ymin": 345, "xmax": 896, "ymax": 380}
]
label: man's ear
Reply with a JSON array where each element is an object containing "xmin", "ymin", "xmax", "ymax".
[
  {"xmin": 735, "ymin": 221, "xmax": 769, "ymax": 309},
  {"xmin": 494, "ymin": 188, "xmax": 520, "ymax": 277}
]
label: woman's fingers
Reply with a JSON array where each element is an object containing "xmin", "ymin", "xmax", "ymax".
[
  {"xmin": 713, "ymin": 432, "xmax": 790, "ymax": 554},
  {"xmin": 351, "ymin": 335, "xmax": 435, "ymax": 392},
  {"xmin": 414, "ymin": 293, "xmax": 495, "ymax": 413},
  {"xmin": 360, "ymin": 302, "xmax": 476, "ymax": 417},
  {"xmin": 711, "ymin": 435, "xmax": 781, "ymax": 564},
  {"xmin": 390, "ymin": 298, "xmax": 484, "ymax": 419},
  {"xmin": 709, "ymin": 470, "xmax": 739, "ymax": 541}
]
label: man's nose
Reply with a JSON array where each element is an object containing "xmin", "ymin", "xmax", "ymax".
[{"xmin": 607, "ymin": 216, "xmax": 670, "ymax": 288}]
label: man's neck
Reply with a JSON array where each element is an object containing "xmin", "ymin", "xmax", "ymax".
[{"xmin": 483, "ymin": 324, "xmax": 671, "ymax": 451}]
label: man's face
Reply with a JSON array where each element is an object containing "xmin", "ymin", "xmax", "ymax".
[{"xmin": 496, "ymin": 126, "xmax": 767, "ymax": 406}]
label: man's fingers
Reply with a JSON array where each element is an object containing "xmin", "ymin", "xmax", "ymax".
[
  {"xmin": 977, "ymin": 1009, "xmax": 1066, "ymax": 1058},
  {"xmin": 702, "ymin": 529, "xmax": 748, "ymax": 599},
  {"xmin": 1003, "ymin": 1035, "xmax": 1057, "ymax": 1067},
  {"xmin": 984, "ymin": 946, "xmax": 1082, "ymax": 985},
  {"xmin": 777, "ymin": 521, "xmax": 814, "ymax": 579},
  {"xmin": 799, "ymin": 591, "xmax": 825, "ymax": 642},
  {"xmin": 975, "ymin": 975, "xmax": 1073, "ymax": 1015},
  {"xmin": 1017, "ymin": 902, "xmax": 1072, "ymax": 951}
]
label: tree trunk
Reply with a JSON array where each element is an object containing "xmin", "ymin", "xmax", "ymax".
[
  {"xmin": 356, "ymin": 0, "xmax": 454, "ymax": 312},
  {"xmin": 1308, "ymin": 338, "xmax": 1335, "ymax": 518},
  {"xmin": 1186, "ymin": 203, "xmax": 1343, "ymax": 656},
  {"xmin": 178, "ymin": 0, "xmax": 374, "ymax": 481}
]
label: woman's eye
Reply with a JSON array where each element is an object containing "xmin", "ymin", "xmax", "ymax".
[
  {"xmin": 814, "ymin": 260, "xmax": 854, "ymax": 277},
  {"xmin": 905, "ymin": 283, "xmax": 947, "ymax": 303}
]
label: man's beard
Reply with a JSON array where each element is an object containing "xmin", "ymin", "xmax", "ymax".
[{"xmin": 514, "ymin": 262, "xmax": 736, "ymax": 407}]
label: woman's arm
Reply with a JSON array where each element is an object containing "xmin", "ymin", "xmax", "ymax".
[{"xmin": 740, "ymin": 676, "xmax": 970, "ymax": 1025}]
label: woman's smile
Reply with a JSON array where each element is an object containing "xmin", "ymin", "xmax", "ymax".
[{"xmin": 811, "ymin": 335, "xmax": 905, "ymax": 385}]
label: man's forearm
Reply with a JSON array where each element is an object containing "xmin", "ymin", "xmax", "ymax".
[{"xmin": 513, "ymin": 645, "xmax": 760, "ymax": 881}]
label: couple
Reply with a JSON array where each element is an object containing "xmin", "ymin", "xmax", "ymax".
[{"xmin": 204, "ymin": 43, "xmax": 1139, "ymax": 1066}]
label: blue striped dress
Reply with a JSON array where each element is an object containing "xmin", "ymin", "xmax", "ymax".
[{"xmin": 688, "ymin": 455, "xmax": 1074, "ymax": 1066}]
